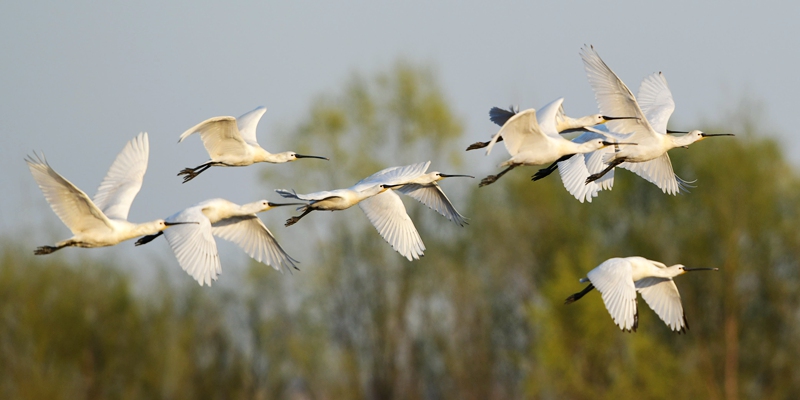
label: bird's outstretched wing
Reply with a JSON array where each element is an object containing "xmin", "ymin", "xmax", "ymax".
[
  {"xmin": 358, "ymin": 190, "xmax": 425, "ymax": 261},
  {"xmin": 163, "ymin": 207, "xmax": 221, "ymax": 287},
  {"xmin": 556, "ymin": 153, "xmax": 601, "ymax": 203},
  {"xmin": 397, "ymin": 183, "xmax": 467, "ymax": 226},
  {"xmin": 588, "ymin": 258, "xmax": 639, "ymax": 332},
  {"xmin": 486, "ymin": 108, "xmax": 540, "ymax": 156},
  {"xmin": 92, "ymin": 132, "xmax": 149, "ymax": 221},
  {"xmin": 636, "ymin": 72, "xmax": 675, "ymax": 134},
  {"xmin": 178, "ymin": 116, "xmax": 248, "ymax": 159},
  {"xmin": 580, "ymin": 45, "xmax": 656, "ymax": 141},
  {"xmin": 26, "ymin": 153, "xmax": 112, "ymax": 234},
  {"xmin": 489, "ymin": 106, "xmax": 518, "ymax": 126},
  {"xmin": 353, "ymin": 161, "xmax": 431, "ymax": 191},
  {"xmin": 211, "ymin": 215, "xmax": 298, "ymax": 272},
  {"xmin": 618, "ymin": 154, "xmax": 693, "ymax": 195},
  {"xmin": 635, "ymin": 277, "xmax": 687, "ymax": 333},
  {"xmin": 235, "ymin": 106, "xmax": 267, "ymax": 147}
]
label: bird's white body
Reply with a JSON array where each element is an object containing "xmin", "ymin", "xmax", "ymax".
[
  {"xmin": 572, "ymin": 256, "xmax": 717, "ymax": 333},
  {"xmin": 26, "ymin": 133, "xmax": 178, "ymax": 253},
  {"xmin": 277, "ymin": 162, "xmax": 431, "ymax": 261},
  {"xmin": 151, "ymin": 198, "xmax": 299, "ymax": 286},
  {"xmin": 177, "ymin": 106, "xmax": 327, "ymax": 182},
  {"xmin": 574, "ymin": 46, "xmax": 731, "ymax": 194}
]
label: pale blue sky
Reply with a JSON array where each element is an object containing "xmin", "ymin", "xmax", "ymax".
[{"xmin": 2, "ymin": 1, "xmax": 798, "ymax": 274}]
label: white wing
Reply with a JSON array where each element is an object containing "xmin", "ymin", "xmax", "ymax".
[
  {"xmin": 486, "ymin": 109, "xmax": 541, "ymax": 156},
  {"xmin": 92, "ymin": 132, "xmax": 149, "ymax": 221},
  {"xmin": 635, "ymin": 277, "xmax": 687, "ymax": 333},
  {"xmin": 211, "ymin": 215, "xmax": 298, "ymax": 272},
  {"xmin": 556, "ymin": 154, "xmax": 601, "ymax": 203},
  {"xmin": 26, "ymin": 153, "xmax": 112, "ymax": 234},
  {"xmin": 580, "ymin": 46, "xmax": 658, "ymax": 142},
  {"xmin": 178, "ymin": 115, "xmax": 249, "ymax": 159},
  {"xmin": 235, "ymin": 106, "xmax": 267, "ymax": 147},
  {"xmin": 636, "ymin": 72, "xmax": 674, "ymax": 134},
  {"xmin": 353, "ymin": 161, "xmax": 431, "ymax": 191},
  {"xmin": 396, "ymin": 183, "xmax": 467, "ymax": 226},
  {"xmin": 618, "ymin": 154, "xmax": 691, "ymax": 195},
  {"xmin": 163, "ymin": 207, "xmax": 221, "ymax": 287},
  {"xmin": 587, "ymin": 258, "xmax": 639, "ymax": 332},
  {"xmin": 358, "ymin": 190, "xmax": 425, "ymax": 261},
  {"xmin": 585, "ymin": 147, "xmax": 616, "ymax": 191},
  {"xmin": 535, "ymin": 98, "xmax": 565, "ymax": 139}
]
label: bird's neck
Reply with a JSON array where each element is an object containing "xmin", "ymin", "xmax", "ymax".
[
  {"xmin": 667, "ymin": 134, "xmax": 698, "ymax": 149},
  {"xmin": 128, "ymin": 221, "xmax": 168, "ymax": 240},
  {"xmin": 253, "ymin": 148, "xmax": 279, "ymax": 163}
]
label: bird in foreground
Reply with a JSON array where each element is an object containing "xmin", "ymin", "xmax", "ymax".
[
  {"xmin": 466, "ymin": 103, "xmax": 636, "ymax": 151},
  {"xmin": 135, "ymin": 198, "xmax": 301, "ymax": 286},
  {"xmin": 479, "ymin": 97, "xmax": 637, "ymax": 187},
  {"xmin": 565, "ymin": 256, "xmax": 718, "ymax": 333},
  {"xmin": 26, "ymin": 133, "xmax": 194, "ymax": 255},
  {"xmin": 578, "ymin": 45, "xmax": 734, "ymax": 194},
  {"xmin": 363, "ymin": 160, "xmax": 474, "ymax": 226},
  {"xmin": 277, "ymin": 162, "xmax": 440, "ymax": 261},
  {"xmin": 177, "ymin": 106, "xmax": 328, "ymax": 183}
]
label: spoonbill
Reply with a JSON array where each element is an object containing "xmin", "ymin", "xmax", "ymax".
[
  {"xmin": 364, "ymin": 161, "xmax": 473, "ymax": 226},
  {"xmin": 26, "ymin": 133, "xmax": 194, "ymax": 255},
  {"xmin": 579, "ymin": 45, "xmax": 734, "ymax": 194},
  {"xmin": 177, "ymin": 106, "xmax": 328, "ymax": 183},
  {"xmin": 564, "ymin": 256, "xmax": 718, "ymax": 333},
  {"xmin": 466, "ymin": 103, "xmax": 636, "ymax": 151},
  {"xmin": 478, "ymin": 98, "xmax": 636, "ymax": 187},
  {"xmin": 276, "ymin": 162, "xmax": 435, "ymax": 261},
  {"xmin": 135, "ymin": 198, "xmax": 302, "ymax": 286}
]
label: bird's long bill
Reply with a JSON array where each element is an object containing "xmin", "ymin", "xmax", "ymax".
[
  {"xmin": 701, "ymin": 133, "xmax": 735, "ymax": 138},
  {"xmin": 165, "ymin": 221, "xmax": 199, "ymax": 226},
  {"xmin": 267, "ymin": 202, "xmax": 307, "ymax": 208},
  {"xmin": 382, "ymin": 183, "xmax": 405, "ymax": 189},
  {"xmin": 683, "ymin": 267, "xmax": 720, "ymax": 272},
  {"xmin": 295, "ymin": 154, "xmax": 330, "ymax": 160},
  {"xmin": 601, "ymin": 141, "xmax": 638, "ymax": 147},
  {"xmin": 439, "ymin": 173, "xmax": 475, "ymax": 179},
  {"xmin": 602, "ymin": 116, "xmax": 638, "ymax": 121}
]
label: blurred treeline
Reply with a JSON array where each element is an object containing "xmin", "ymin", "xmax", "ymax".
[{"xmin": 3, "ymin": 62, "xmax": 800, "ymax": 400}]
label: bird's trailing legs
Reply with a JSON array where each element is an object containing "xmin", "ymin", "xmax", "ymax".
[
  {"xmin": 285, "ymin": 207, "xmax": 314, "ymax": 227},
  {"xmin": 479, "ymin": 164, "xmax": 518, "ymax": 187},
  {"xmin": 585, "ymin": 158, "xmax": 626, "ymax": 184},
  {"xmin": 532, "ymin": 154, "xmax": 575, "ymax": 181},
  {"xmin": 564, "ymin": 283, "xmax": 595, "ymax": 305},
  {"xmin": 466, "ymin": 136, "xmax": 504, "ymax": 151},
  {"xmin": 34, "ymin": 241, "xmax": 78, "ymax": 255},
  {"xmin": 178, "ymin": 162, "xmax": 225, "ymax": 183}
]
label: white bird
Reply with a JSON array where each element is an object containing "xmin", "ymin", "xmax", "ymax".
[
  {"xmin": 26, "ymin": 133, "xmax": 194, "ymax": 255},
  {"xmin": 276, "ymin": 162, "xmax": 435, "ymax": 261},
  {"xmin": 135, "ymin": 198, "xmax": 302, "ymax": 286},
  {"xmin": 478, "ymin": 98, "xmax": 636, "ymax": 187},
  {"xmin": 177, "ymin": 106, "xmax": 329, "ymax": 183},
  {"xmin": 579, "ymin": 45, "xmax": 734, "ymax": 194},
  {"xmin": 363, "ymin": 160, "xmax": 474, "ymax": 226},
  {"xmin": 466, "ymin": 103, "xmax": 636, "ymax": 151},
  {"xmin": 565, "ymin": 256, "xmax": 718, "ymax": 333}
]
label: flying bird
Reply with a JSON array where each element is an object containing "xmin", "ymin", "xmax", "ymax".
[
  {"xmin": 177, "ymin": 106, "xmax": 328, "ymax": 183},
  {"xmin": 478, "ymin": 98, "xmax": 636, "ymax": 187},
  {"xmin": 135, "ymin": 198, "xmax": 301, "ymax": 286},
  {"xmin": 276, "ymin": 162, "xmax": 436, "ymax": 261},
  {"xmin": 26, "ymin": 133, "xmax": 193, "ymax": 255},
  {"xmin": 578, "ymin": 45, "xmax": 733, "ymax": 194},
  {"xmin": 565, "ymin": 256, "xmax": 718, "ymax": 333}
]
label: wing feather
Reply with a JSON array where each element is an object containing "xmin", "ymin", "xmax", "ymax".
[
  {"xmin": 636, "ymin": 72, "xmax": 675, "ymax": 134},
  {"xmin": 396, "ymin": 183, "xmax": 467, "ymax": 226},
  {"xmin": 92, "ymin": 132, "xmax": 149, "ymax": 221},
  {"xmin": 235, "ymin": 106, "xmax": 267, "ymax": 147},
  {"xmin": 588, "ymin": 258, "xmax": 639, "ymax": 332},
  {"xmin": 636, "ymin": 277, "xmax": 687, "ymax": 333},
  {"xmin": 163, "ymin": 208, "xmax": 221, "ymax": 286},
  {"xmin": 178, "ymin": 116, "xmax": 248, "ymax": 159},
  {"xmin": 211, "ymin": 215, "xmax": 298, "ymax": 272},
  {"xmin": 358, "ymin": 190, "xmax": 424, "ymax": 261}
]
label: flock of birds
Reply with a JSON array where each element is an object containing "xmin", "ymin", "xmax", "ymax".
[{"xmin": 26, "ymin": 45, "xmax": 732, "ymax": 333}]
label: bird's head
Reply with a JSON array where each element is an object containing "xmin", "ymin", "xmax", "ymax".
[
  {"xmin": 253, "ymin": 200, "xmax": 307, "ymax": 212},
  {"xmin": 275, "ymin": 151, "xmax": 329, "ymax": 163},
  {"xmin": 596, "ymin": 115, "xmax": 638, "ymax": 124}
]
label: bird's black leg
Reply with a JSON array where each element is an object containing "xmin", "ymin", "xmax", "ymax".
[
  {"xmin": 285, "ymin": 208, "xmax": 314, "ymax": 227},
  {"xmin": 178, "ymin": 162, "xmax": 223, "ymax": 183},
  {"xmin": 585, "ymin": 158, "xmax": 625, "ymax": 184},
  {"xmin": 479, "ymin": 164, "xmax": 517, "ymax": 187},
  {"xmin": 466, "ymin": 136, "xmax": 504, "ymax": 151},
  {"xmin": 564, "ymin": 283, "xmax": 595, "ymax": 305},
  {"xmin": 135, "ymin": 231, "xmax": 164, "ymax": 246},
  {"xmin": 34, "ymin": 241, "xmax": 73, "ymax": 255},
  {"xmin": 532, "ymin": 154, "xmax": 575, "ymax": 181}
]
